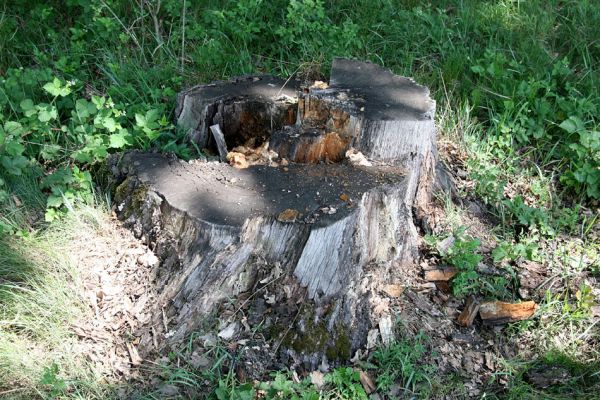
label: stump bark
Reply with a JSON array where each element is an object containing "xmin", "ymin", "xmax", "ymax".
[{"xmin": 111, "ymin": 58, "xmax": 438, "ymax": 369}]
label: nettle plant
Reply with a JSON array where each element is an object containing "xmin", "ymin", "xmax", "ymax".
[
  {"xmin": 426, "ymin": 227, "xmax": 513, "ymax": 300},
  {"xmin": 0, "ymin": 69, "xmax": 176, "ymax": 225},
  {"xmin": 471, "ymin": 51, "xmax": 599, "ymax": 200}
]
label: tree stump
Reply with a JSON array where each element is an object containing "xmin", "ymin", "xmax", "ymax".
[{"xmin": 111, "ymin": 58, "xmax": 438, "ymax": 369}]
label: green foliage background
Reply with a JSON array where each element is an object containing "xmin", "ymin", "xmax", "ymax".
[
  {"xmin": 0, "ymin": 1, "xmax": 598, "ymax": 398},
  {"xmin": 0, "ymin": 0, "xmax": 598, "ymax": 232}
]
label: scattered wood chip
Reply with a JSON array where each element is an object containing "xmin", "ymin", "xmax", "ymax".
[
  {"xmin": 310, "ymin": 371, "xmax": 325, "ymax": 389},
  {"xmin": 218, "ymin": 321, "xmax": 240, "ymax": 340},
  {"xmin": 367, "ymin": 329, "xmax": 379, "ymax": 349},
  {"xmin": 340, "ymin": 193, "xmax": 350, "ymax": 202},
  {"xmin": 310, "ymin": 80, "xmax": 329, "ymax": 89},
  {"xmin": 479, "ymin": 300, "xmax": 537, "ymax": 324},
  {"xmin": 226, "ymin": 152, "xmax": 249, "ymax": 169},
  {"xmin": 12, "ymin": 195, "xmax": 22, "ymax": 207},
  {"xmin": 458, "ymin": 296, "xmax": 480, "ymax": 327},
  {"xmin": 424, "ymin": 267, "xmax": 458, "ymax": 281},
  {"xmin": 359, "ymin": 370, "xmax": 376, "ymax": 394},
  {"xmin": 125, "ymin": 342, "xmax": 142, "ymax": 365},
  {"xmin": 277, "ymin": 208, "xmax": 301, "ymax": 222},
  {"xmin": 382, "ymin": 284, "xmax": 404, "ymax": 298},
  {"xmin": 345, "ymin": 148, "xmax": 372, "ymax": 167}
]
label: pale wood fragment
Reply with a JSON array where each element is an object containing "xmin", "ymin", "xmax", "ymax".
[
  {"xmin": 359, "ymin": 370, "xmax": 376, "ymax": 394},
  {"xmin": 210, "ymin": 124, "xmax": 228, "ymax": 162},
  {"xmin": 424, "ymin": 267, "xmax": 458, "ymax": 281},
  {"xmin": 479, "ymin": 300, "xmax": 537, "ymax": 324}
]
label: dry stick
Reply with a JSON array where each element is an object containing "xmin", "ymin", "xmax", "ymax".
[
  {"xmin": 0, "ymin": 388, "xmax": 26, "ymax": 396},
  {"xmin": 180, "ymin": 0, "xmax": 186, "ymax": 74},
  {"xmin": 149, "ymin": 0, "xmax": 164, "ymax": 57}
]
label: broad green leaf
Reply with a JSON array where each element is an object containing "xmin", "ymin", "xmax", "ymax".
[
  {"xmin": 102, "ymin": 117, "xmax": 118, "ymax": 132},
  {"xmin": 1, "ymin": 155, "xmax": 28, "ymax": 175},
  {"xmin": 559, "ymin": 116, "xmax": 584, "ymax": 134},
  {"xmin": 45, "ymin": 208, "xmax": 59, "ymax": 222},
  {"xmin": 38, "ymin": 106, "xmax": 58, "ymax": 122},
  {"xmin": 71, "ymin": 150, "xmax": 93, "ymax": 164},
  {"xmin": 47, "ymin": 194, "xmax": 63, "ymax": 208},
  {"xmin": 43, "ymin": 77, "xmax": 71, "ymax": 97},
  {"xmin": 580, "ymin": 130, "xmax": 600, "ymax": 151},
  {"xmin": 5, "ymin": 140, "xmax": 25, "ymax": 156},
  {"xmin": 135, "ymin": 113, "xmax": 146, "ymax": 127},
  {"xmin": 20, "ymin": 99, "xmax": 34, "ymax": 111},
  {"xmin": 75, "ymin": 99, "xmax": 96, "ymax": 119},
  {"xmin": 4, "ymin": 121, "xmax": 24, "ymax": 136},
  {"xmin": 109, "ymin": 132, "xmax": 128, "ymax": 148}
]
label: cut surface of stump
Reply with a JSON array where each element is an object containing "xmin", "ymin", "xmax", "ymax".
[{"xmin": 112, "ymin": 58, "xmax": 438, "ymax": 369}]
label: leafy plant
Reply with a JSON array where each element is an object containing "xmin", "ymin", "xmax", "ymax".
[
  {"xmin": 325, "ymin": 367, "xmax": 368, "ymax": 400},
  {"xmin": 368, "ymin": 331, "xmax": 435, "ymax": 396},
  {"xmin": 40, "ymin": 363, "xmax": 68, "ymax": 398}
]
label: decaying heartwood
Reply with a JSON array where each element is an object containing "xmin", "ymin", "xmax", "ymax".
[{"xmin": 111, "ymin": 59, "xmax": 442, "ymax": 368}]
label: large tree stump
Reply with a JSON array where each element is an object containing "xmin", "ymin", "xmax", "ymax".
[{"xmin": 111, "ymin": 59, "xmax": 438, "ymax": 369}]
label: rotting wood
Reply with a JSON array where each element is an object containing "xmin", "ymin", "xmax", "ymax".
[
  {"xmin": 457, "ymin": 296, "xmax": 480, "ymax": 327},
  {"xmin": 479, "ymin": 300, "xmax": 537, "ymax": 324},
  {"xmin": 111, "ymin": 58, "xmax": 442, "ymax": 368}
]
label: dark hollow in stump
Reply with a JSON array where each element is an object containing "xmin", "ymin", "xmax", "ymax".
[{"xmin": 111, "ymin": 58, "xmax": 438, "ymax": 369}]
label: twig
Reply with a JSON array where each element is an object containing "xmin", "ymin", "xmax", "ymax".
[
  {"xmin": 0, "ymin": 388, "xmax": 26, "ymax": 396},
  {"xmin": 180, "ymin": 0, "xmax": 186, "ymax": 74}
]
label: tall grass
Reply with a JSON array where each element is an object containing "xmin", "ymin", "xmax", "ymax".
[{"xmin": 0, "ymin": 173, "xmax": 116, "ymax": 398}]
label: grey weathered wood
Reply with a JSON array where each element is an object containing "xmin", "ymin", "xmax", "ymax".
[
  {"xmin": 209, "ymin": 124, "xmax": 228, "ymax": 162},
  {"xmin": 111, "ymin": 59, "xmax": 440, "ymax": 369}
]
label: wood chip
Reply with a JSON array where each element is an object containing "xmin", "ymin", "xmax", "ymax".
[
  {"xmin": 359, "ymin": 370, "xmax": 376, "ymax": 394},
  {"xmin": 479, "ymin": 300, "xmax": 537, "ymax": 324},
  {"xmin": 277, "ymin": 208, "xmax": 301, "ymax": 222},
  {"xmin": 458, "ymin": 296, "xmax": 480, "ymax": 327},
  {"xmin": 310, "ymin": 371, "xmax": 325, "ymax": 389},
  {"xmin": 340, "ymin": 193, "xmax": 350, "ymax": 202},
  {"xmin": 226, "ymin": 152, "xmax": 249, "ymax": 169},
  {"xmin": 424, "ymin": 267, "xmax": 458, "ymax": 281},
  {"xmin": 126, "ymin": 342, "xmax": 143, "ymax": 365},
  {"xmin": 382, "ymin": 284, "xmax": 404, "ymax": 298}
]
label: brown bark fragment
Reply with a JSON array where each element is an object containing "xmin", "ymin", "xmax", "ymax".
[
  {"xmin": 424, "ymin": 267, "xmax": 458, "ymax": 281},
  {"xmin": 359, "ymin": 370, "xmax": 376, "ymax": 394},
  {"xmin": 479, "ymin": 300, "xmax": 537, "ymax": 324},
  {"xmin": 458, "ymin": 296, "xmax": 480, "ymax": 327}
]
